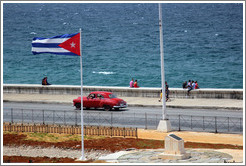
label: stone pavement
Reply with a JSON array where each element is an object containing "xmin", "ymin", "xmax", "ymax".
[
  {"xmin": 3, "ymin": 93, "xmax": 243, "ymax": 110},
  {"xmin": 135, "ymin": 129, "xmax": 243, "ymax": 163},
  {"xmin": 99, "ymin": 148, "xmax": 238, "ymax": 163}
]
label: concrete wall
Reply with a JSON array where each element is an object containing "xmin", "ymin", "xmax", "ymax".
[{"xmin": 3, "ymin": 84, "xmax": 243, "ymax": 99}]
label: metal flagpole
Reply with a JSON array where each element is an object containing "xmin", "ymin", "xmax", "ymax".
[
  {"xmin": 79, "ymin": 28, "xmax": 85, "ymax": 160},
  {"xmin": 159, "ymin": 3, "xmax": 167, "ymax": 120}
]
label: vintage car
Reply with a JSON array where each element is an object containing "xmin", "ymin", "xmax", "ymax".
[{"xmin": 73, "ymin": 91, "xmax": 127, "ymax": 111}]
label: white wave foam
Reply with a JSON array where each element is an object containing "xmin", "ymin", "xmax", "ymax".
[{"xmin": 92, "ymin": 71, "xmax": 115, "ymax": 75}]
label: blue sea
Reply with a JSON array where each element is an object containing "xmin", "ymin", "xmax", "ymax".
[{"xmin": 3, "ymin": 3, "xmax": 244, "ymax": 89}]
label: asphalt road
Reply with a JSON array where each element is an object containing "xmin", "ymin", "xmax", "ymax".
[
  {"xmin": 3, "ymin": 102, "xmax": 243, "ymax": 133},
  {"xmin": 3, "ymin": 102, "xmax": 243, "ymax": 117}
]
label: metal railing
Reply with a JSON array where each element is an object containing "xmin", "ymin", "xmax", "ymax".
[{"xmin": 3, "ymin": 108, "xmax": 243, "ymax": 134}]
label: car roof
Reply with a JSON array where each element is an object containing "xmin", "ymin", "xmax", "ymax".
[{"xmin": 91, "ymin": 91, "xmax": 113, "ymax": 95}]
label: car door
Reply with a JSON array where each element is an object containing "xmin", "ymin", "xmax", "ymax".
[
  {"xmin": 86, "ymin": 93, "xmax": 96, "ymax": 108},
  {"xmin": 89, "ymin": 94, "xmax": 102, "ymax": 108},
  {"xmin": 95, "ymin": 94, "xmax": 104, "ymax": 108}
]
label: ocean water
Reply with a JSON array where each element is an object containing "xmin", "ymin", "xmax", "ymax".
[{"xmin": 3, "ymin": 3, "xmax": 243, "ymax": 89}]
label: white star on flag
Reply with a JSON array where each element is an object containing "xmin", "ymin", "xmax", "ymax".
[{"xmin": 70, "ymin": 42, "xmax": 76, "ymax": 48}]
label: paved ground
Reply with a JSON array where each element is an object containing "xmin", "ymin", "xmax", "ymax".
[
  {"xmin": 3, "ymin": 93, "xmax": 243, "ymax": 110},
  {"xmin": 136, "ymin": 129, "xmax": 243, "ymax": 163},
  {"xmin": 99, "ymin": 148, "xmax": 241, "ymax": 163}
]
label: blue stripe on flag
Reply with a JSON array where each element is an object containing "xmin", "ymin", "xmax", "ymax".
[
  {"xmin": 32, "ymin": 43, "xmax": 60, "ymax": 48},
  {"xmin": 32, "ymin": 51, "xmax": 78, "ymax": 56}
]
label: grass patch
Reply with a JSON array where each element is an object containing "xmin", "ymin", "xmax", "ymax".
[
  {"xmin": 3, "ymin": 131, "xmax": 105, "ymax": 143},
  {"xmin": 136, "ymin": 139, "xmax": 162, "ymax": 148},
  {"xmin": 136, "ymin": 141, "xmax": 149, "ymax": 148},
  {"xmin": 25, "ymin": 133, "xmax": 60, "ymax": 142},
  {"xmin": 25, "ymin": 133, "xmax": 106, "ymax": 142}
]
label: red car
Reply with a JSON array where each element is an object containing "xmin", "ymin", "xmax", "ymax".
[{"xmin": 73, "ymin": 91, "xmax": 127, "ymax": 111}]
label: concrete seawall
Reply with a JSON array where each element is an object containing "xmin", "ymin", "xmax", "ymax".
[{"xmin": 3, "ymin": 84, "xmax": 243, "ymax": 99}]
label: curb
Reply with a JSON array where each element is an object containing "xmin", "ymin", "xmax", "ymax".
[{"xmin": 3, "ymin": 100, "xmax": 243, "ymax": 110}]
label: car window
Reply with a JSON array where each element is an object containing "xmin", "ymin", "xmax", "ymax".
[
  {"xmin": 97, "ymin": 94, "xmax": 104, "ymax": 99},
  {"xmin": 109, "ymin": 94, "xmax": 117, "ymax": 98},
  {"xmin": 88, "ymin": 94, "xmax": 95, "ymax": 99}
]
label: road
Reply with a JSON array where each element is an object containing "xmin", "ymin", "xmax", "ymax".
[
  {"xmin": 3, "ymin": 102, "xmax": 243, "ymax": 133},
  {"xmin": 3, "ymin": 102, "xmax": 243, "ymax": 117}
]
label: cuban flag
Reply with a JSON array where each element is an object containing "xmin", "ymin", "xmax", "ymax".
[{"xmin": 32, "ymin": 33, "xmax": 81, "ymax": 56}]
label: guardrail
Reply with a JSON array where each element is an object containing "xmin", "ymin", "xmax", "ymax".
[
  {"xmin": 3, "ymin": 84, "xmax": 243, "ymax": 99},
  {"xmin": 3, "ymin": 108, "xmax": 243, "ymax": 134},
  {"xmin": 3, "ymin": 122, "xmax": 138, "ymax": 138}
]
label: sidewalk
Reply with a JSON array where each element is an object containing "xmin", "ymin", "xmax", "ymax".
[{"xmin": 3, "ymin": 93, "xmax": 243, "ymax": 110}]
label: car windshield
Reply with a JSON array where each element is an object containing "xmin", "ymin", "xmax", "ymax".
[{"xmin": 109, "ymin": 94, "xmax": 117, "ymax": 98}]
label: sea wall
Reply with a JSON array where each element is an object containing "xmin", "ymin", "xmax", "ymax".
[{"xmin": 3, "ymin": 84, "xmax": 243, "ymax": 99}]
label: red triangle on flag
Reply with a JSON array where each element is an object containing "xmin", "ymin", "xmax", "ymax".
[{"xmin": 58, "ymin": 33, "xmax": 81, "ymax": 56}]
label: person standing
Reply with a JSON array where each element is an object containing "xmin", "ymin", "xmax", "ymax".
[
  {"xmin": 129, "ymin": 78, "xmax": 134, "ymax": 88},
  {"xmin": 165, "ymin": 81, "xmax": 169, "ymax": 101},
  {"xmin": 159, "ymin": 82, "xmax": 170, "ymax": 102},
  {"xmin": 158, "ymin": 89, "xmax": 162, "ymax": 102}
]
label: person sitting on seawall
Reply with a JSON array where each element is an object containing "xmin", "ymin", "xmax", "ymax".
[
  {"xmin": 192, "ymin": 80, "xmax": 196, "ymax": 90},
  {"xmin": 195, "ymin": 81, "xmax": 199, "ymax": 89},
  {"xmin": 182, "ymin": 81, "xmax": 187, "ymax": 89},
  {"xmin": 187, "ymin": 80, "xmax": 192, "ymax": 96},
  {"xmin": 42, "ymin": 77, "xmax": 51, "ymax": 85},
  {"xmin": 129, "ymin": 78, "xmax": 134, "ymax": 88},
  {"xmin": 134, "ymin": 80, "xmax": 139, "ymax": 88}
]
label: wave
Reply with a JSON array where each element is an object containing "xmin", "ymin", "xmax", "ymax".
[{"xmin": 92, "ymin": 71, "xmax": 115, "ymax": 75}]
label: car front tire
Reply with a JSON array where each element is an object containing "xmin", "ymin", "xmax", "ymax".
[{"xmin": 75, "ymin": 103, "xmax": 81, "ymax": 109}]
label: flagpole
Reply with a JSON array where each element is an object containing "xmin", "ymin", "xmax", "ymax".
[
  {"xmin": 79, "ymin": 28, "xmax": 85, "ymax": 160},
  {"xmin": 159, "ymin": 3, "xmax": 167, "ymax": 120},
  {"xmin": 157, "ymin": 3, "xmax": 171, "ymax": 132}
]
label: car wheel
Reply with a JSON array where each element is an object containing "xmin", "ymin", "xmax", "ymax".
[
  {"xmin": 75, "ymin": 103, "xmax": 81, "ymax": 109},
  {"xmin": 104, "ymin": 105, "xmax": 111, "ymax": 111}
]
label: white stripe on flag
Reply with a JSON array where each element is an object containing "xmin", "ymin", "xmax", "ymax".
[
  {"xmin": 32, "ymin": 47, "xmax": 70, "ymax": 53},
  {"xmin": 32, "ymin": 38, "xmax": 70, "ymax": 44}
]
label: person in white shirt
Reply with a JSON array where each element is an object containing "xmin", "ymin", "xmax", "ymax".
[{"xmin": 192, "ymin": 80, "xmax": 196, "ymax": 90}]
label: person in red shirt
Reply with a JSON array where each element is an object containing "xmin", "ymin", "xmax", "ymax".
[
  {"xmin": 195, "ymin": 81, "xmax": 199, "ymax": 89},
  {"xmin": 134, "ymin": 80, "xmax": 139, "ymax": 88},
  {"xmin": 42, "ymin": 77, "xmax": 51, "ymax": 85}
]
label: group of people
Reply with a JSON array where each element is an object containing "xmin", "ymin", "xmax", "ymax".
[
  {"xmin": 182, "ymin": 80, "xmax": 199, "ymax": 96},
  {"xmin": 129, "ymin": 78, "xmax": 139, "ymax": 88}
]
